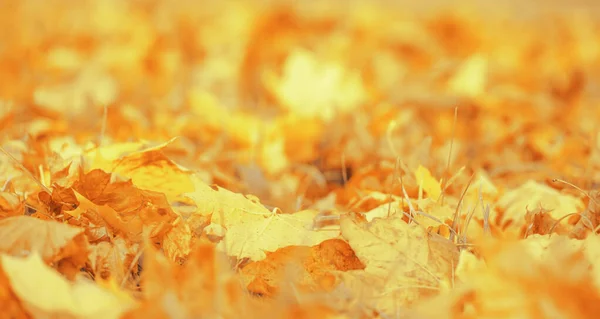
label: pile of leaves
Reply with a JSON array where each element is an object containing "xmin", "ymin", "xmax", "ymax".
[{"xmin": 2, "ymin": 1, "xmax": 600, "ymax": 318}]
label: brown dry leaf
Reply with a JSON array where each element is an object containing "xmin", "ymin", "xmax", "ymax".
[
  {"xmin": 338, "ymin": 213, "xmax": 458, "ymax": 313},
  {"xmin": 70, "ymin": 191, "xmax": 141, "ymax": 240},
  {"xmin": 130, "ymin": 242, "xmax": 340, "ymax": 319},
  {"xmin": 0, "ymin": 216, "xmax": 88, "ymax": 278},
  {"xmin": 241, "ymin": 238, "xmax": 364, "ymax": 296},
  {"xmin": 242, "ymin": 246, "xmax": 313, "ymax": 297},
  {"xmin": 1, "ymin": 252, "xmax": 137, "ymax": 319},
  {"xmin": 70, "ymin": 189, "xmax": 176, "ymax": 243},
  {"xmin": 523, "ymin": 206, "xmax": 569, "ymax": 237},
  {"xmin": 37, "ymin": 184, "xmax": 79, "ymax": 216},
  {"xmin": 71, "ymin": 169, "xmax": 178, "ymax": 242}
]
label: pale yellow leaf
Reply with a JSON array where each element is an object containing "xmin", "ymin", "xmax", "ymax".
[
  {"xmin": 1, "ymin": 253, "xmax": 136, "ymax": 319},
  {"xmin": 339, "ymin": 214, "xmax": 458, "ymax": 313},
  {"xmin": 270, "ymin": 48, "xmax": 366, "ymax": 121},
  {"xmin": 414, "ymin": 165, "xmax": 442, "ymax": 200},
  {"xmin": 186, "ymin": 175, "xmax": 337, "ymax": 260},
  {"xmin": 217, "ymin": 209, "xmax": 339, "ymax": 261},
  {"xmin": 496, "ymin": 180, "xmax": 584, "ymax": 226},
  {"xmin": 448, "ymin": 54, "xmax": 487, "ymax": 98}
]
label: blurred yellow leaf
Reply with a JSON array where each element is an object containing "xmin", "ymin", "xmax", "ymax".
[
  {"xmin": 1, "ymin": 253, "xmax": 136, "ymax": 319},
  {"xmin": 414, "ymin": 235, "xmax": 600, "ymax": 319},
  {"xmin": 269, "ymin": 48, "xmax": 366, "ymax": 121},
  {"xmin": 415, "ymin": 165, "xmax": 442, "ymax": 200},
  {"xmin": 447, "ymin": 54, "xmax": 487, "ymax": 98},
  {"xmin": 33, "ymin": 67, "xmax": 117, "ymax": 115}
]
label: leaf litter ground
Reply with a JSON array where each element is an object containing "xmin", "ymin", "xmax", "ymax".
[{"xmin": 1, "ymin": 1, "xmax": 600, "ymax": 318}]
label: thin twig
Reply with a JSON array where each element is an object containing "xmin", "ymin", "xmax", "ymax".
[
  {"xmin": 446, "ymin": 106, "xmax": 458, "ymax": 173},
  {"xmin": 549, "ymin": 212, "xmax": 594, "ymax": 238},
  {"xmin": 552, "ymin": 178, "xmax": 600, "ymax": 206},
  {"xmin": 449, "ymin": 173, "xmax": 475, "ymax": 243}
]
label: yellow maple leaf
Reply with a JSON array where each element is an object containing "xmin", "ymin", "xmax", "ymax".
[
  {"xmin": 217, "ymin": 209, "xmax": 339, "ymax": 261},
  {"xmin": 268, "ymin": 48, "xmax": 366, "ymax": 121},
  {"xmin": 414, "ymin": 165, "xmax": 442, "ymax": 200},
  {"xmin": 260, "ymin": 137, "xmax": 289, "ymax": 175},
  {"xmin": 185, "ymin": 175, "xmax": 338, "ymax": 261},
  {"xmin": 86, "ymin": 138, "xmax": 195, "ymax": 201}
]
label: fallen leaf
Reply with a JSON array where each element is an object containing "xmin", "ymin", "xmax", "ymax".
[
  {"xmin": 88, "ymin": 238, "xmax": 139, "ymax": 286},
  {"xmin": 415, "ymin": 165, "xmax": 442, "ymax": 200},
  {"xmin": 1, "ymin": 253, "xmax": 136, "ymax": 319},
  {"xmin": 0, "ymin": 192, "xmax": 24, "ymax": 218},
  {"xmin": 132, "ymin": 243, "xmax": 245, "ymax": 318},
  {"xmin": 87, "ymin": 139, "xmax": 195, "ymax": 201},
  {"xmin": 447, "ymin": 54, "xmax": 487, "ymax": 98},
  {"xmin": 268, "ymin": 48, "xmax": 367, "ymax": 121},
  {"xmin": 241, "ymin": 238, "xmax": 364, "ymax": 296},
  {"xmin": 339, "ymin": 213, "xmax": 458, "ymax": 312},
  {"xmin": 71, "ymin": 169, "xmax": 178, "ymax": 242},
  {"xmin": 0, "ymin": 216, "xmax": 88, "ymax": 278},
  {"xmin": 186, "ymin": 175, "xmax": 339, "ymax": 261},
  {"xmin": 497, "ymin": 180, "xmax": 584, "ymax": 228},
  {"xmin": 216, "ymin": 209, "xmax": 339, "ymax": 261},
  {"xmin": 162, "ymin": 218, "xmax": 192, "ymax": 263},
  {"xmin": 414, "ymin": 235, "xmax": 600, "ymax": 319}
]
